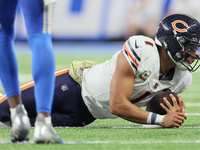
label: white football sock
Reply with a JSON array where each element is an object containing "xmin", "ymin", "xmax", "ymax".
[
  {"xmin": 10, "ymin": 104, "xmax": 27, "ymax": 120},
  {"xmin": 44, "ymin": 116, "xmax": 52, "ymax": 125}
]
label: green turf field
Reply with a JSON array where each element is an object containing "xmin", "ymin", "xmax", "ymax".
[{"xmin": 0, "ymin": 44, "xmax": 200, "ymax": 150}]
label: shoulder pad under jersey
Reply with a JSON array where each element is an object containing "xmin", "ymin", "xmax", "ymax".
[{"xmin": 122, "ymin": 35, "xmax": 156, "ymax": 73}]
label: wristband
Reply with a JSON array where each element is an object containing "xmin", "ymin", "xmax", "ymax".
[{"xmin": 147, "ymin": 112, "xmax": 165, "ymax": 125}]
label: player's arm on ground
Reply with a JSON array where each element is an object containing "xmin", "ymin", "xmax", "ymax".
[{"xmin": 109, "ymin": 52, "xmax": 186, "ymax": 127}]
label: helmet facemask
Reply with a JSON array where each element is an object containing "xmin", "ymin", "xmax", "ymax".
[{"xmin": 170, "ymin": 35, "xmax": 200, "ymax": 72}]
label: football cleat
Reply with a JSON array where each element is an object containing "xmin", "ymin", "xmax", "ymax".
[
  {"xmin": 10, "ymin": 105, "xmax": 31, "ymax": 142},
  {"xmin": 33, "ymin": 114, "xmax": 63, "ymax": 144}
]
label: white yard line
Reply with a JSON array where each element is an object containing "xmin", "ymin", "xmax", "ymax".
[
  {"xmin": 186, "ymin": 103, "xmax": 200, "ymax": 106},
  {"xmin": 1, "ymin": 140, "xmax": 200, "ymax": 144},
  {"xmin": 185, "ymin": 113, "xmax": 200, "ymax": 116}
]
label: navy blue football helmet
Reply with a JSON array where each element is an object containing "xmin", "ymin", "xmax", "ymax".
[{"xmin": 155, "ymin": 14, "xmax": 200, "ymax": 72}]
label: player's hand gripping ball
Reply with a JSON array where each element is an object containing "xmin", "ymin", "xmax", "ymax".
[{"xmin": 146, "ymin": 91, "xmax": 179, "ymax": 115}]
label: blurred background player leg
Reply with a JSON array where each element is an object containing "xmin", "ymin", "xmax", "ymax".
[
  {"xmin": 18, "ymin": 0, "xmax": 63, "ymax": 143},
  {"xmin": 0, "ymin": 0, "xmax": 31, "ymax": 142}
]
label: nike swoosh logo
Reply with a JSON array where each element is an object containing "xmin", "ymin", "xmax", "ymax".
[{"xmin": 135, "ymin": 40, "xmax": 139, "ymax": 49}]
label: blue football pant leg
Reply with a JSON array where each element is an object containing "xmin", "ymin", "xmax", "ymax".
[
  {"xmin": 18, "ymin": 0, "xmax": 56, "ymax": 114},
  {"xmin": 18, "ymin": 0, "xmax": 55, "ymax": 35},
  {"xmin": 0, "ymin": 0, "xmax": 21, "ymax": 98},
  {"xmin": 28, "ymin": 34, "xmax": 55, "ymax": 114}
]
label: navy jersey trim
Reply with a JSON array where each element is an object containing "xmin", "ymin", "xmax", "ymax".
[
  {"xmin": 130, "ymin": 91, "xmax": 151, "ymax": 104},
  {"xmin": 124, "ymin": 49, "xmax": 138, "ymax": 71},
  {"xmin": 127, "ymin": 40, "xmax": 141, "ymax": 61}
]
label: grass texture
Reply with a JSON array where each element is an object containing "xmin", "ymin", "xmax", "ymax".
[{"xmin": 0, "ymin": 42, "xmax": 200, "ymax": 150}]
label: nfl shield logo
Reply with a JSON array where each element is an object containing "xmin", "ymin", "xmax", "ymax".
[
  {"xmin": 61, "ymin": 84, "xmax": 68, "ymax": 91},
  {"xmin": 153, "ymin": 83, "xmax": 159, "ymax": 89}
]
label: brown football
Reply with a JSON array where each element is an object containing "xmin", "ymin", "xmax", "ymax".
[{"xmin": 146, "ymin": 91, "xmax": 179, "ymax": 115}]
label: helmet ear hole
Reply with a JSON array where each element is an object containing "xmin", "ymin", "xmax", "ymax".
[
  {"xmin": 174, "ymin": 52, "xmax": 183, "ymax": 60},
  {"xmin": 177, "ymin": 36, "xmax": 186, "ymax": 46}
]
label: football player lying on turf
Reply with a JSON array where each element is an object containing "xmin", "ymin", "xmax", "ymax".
[{"xmin": 0, "ymin": 14, "xmax": 199, "ymax": 128}]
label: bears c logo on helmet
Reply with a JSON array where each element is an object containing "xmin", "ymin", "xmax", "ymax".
[{"xmin": 172, "ymin": 20, "xmax": 188, "ymax": 32}]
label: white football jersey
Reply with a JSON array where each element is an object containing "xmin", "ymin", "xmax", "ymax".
[{"xmin": 81, "ymin": 35, "xmax": 192, "ymax": 119}]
